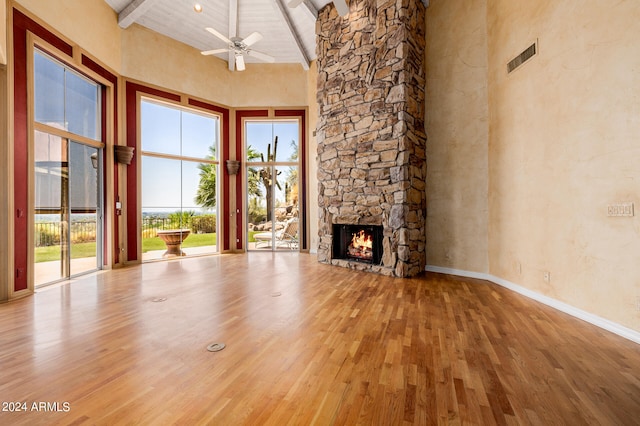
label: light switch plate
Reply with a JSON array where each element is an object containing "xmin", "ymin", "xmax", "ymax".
[{"xmin": 607, "ymin": 202, "xmax": 634, "ymax": 217}]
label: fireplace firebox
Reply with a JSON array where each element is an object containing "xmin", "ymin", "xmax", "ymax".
[{"xmin": 332, "ymin": 225, "xmax": 383, "ymax": 264}]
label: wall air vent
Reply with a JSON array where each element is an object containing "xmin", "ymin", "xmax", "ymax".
[{"xmin": 507, "ymin": 41, "xmax": 537, "ymax": 74}]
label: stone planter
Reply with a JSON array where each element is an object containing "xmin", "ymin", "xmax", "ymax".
[{"xmin": 156, "ymin": 229, "xmax": 190, "ymax": 257}]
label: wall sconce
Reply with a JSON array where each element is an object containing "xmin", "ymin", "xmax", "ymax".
[
  {"xmin": 114, "ymin": 145, "xmax": 135, "ymax": 165},
  {"xmin": 226, "ymin": 160, "xmax": 240, "ymax": 175}
]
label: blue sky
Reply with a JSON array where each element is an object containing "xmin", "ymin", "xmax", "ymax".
[{"xmin": 140, "ymin": 99, "xmax": 299, "ymax": 213}]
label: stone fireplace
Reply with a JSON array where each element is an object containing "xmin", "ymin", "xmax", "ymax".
[{"xmin": 316, "ymin": 0, "xmax": 427, "ymax": 277}]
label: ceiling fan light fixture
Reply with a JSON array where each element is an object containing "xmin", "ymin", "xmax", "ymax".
[
  {"xmin": 193, "ymin": 3, "xmax": 203, "ymax": 13},
  {"xmin": 235, "ymin": 54, "xmax": 246, "ymax": 71}
]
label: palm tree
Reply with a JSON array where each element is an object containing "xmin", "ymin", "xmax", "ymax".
[
  {"xmin": 195, "ymin": 145, "xmax": 217, "ymax": 209},
  {"xmin": 195, "ymin": 144, "xmax": 263, "ymax": 208},
  {"xmin": 246, "ymin": 145, "xmax": 262, "ymax": 197}
]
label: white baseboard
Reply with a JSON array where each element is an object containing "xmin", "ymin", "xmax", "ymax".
[{"xmin": 425, "ymin": 265, "xmax": 640, "ymax": 345}]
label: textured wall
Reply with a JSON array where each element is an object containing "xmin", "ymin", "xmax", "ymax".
[
  {"xmin": 0, "ymin": 65, "xmax": 7, "ymax": 302},
  {"xmin": 307, "ymin": 60, "xmax": 319, "ymax": 253},
  {"xmin": 15, "ymin": 0, "xmax": 122, "ymax": 71},
  {"xmin": 425, "ymin": 0, "xmax": 489, "ymax": 273},
  {"xmin": 0, "ymin": 0, "xmax": 6, "ymax": 64},
  {"xmin": 487, "ymin": 0, "xmax": 640, "ymax": 331},
  {"xmin": 427, "ymin": 0, "xmax": 640, "ymax": 332},
  {"xmin": 121, "ymin": 25, "xmax": 309, "ymax": 108}
]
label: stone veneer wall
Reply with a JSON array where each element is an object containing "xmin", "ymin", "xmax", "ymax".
[{"xmin": 315, "ymin": 0, "xmax": 427, "ymax": 277}]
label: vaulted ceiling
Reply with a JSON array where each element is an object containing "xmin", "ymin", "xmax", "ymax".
[{"xmin": 103, "ymin": 0, "xmax": 343, "ymax": 71}]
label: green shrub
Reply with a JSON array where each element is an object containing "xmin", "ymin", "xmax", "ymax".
[
  {"xmin": 192, "ymin": 214, "xmax": 216, "ymax": 234},
  {"xmin": 168, "ymin": 210, "xmax": 195, "ymax": 229},
  {"xmin": 35, "ymin": 226, "xmax": 60, "ymax": 247},
  {"xmin": 248, "ymin": 198, "xmax": 266, "ymax": 225}
]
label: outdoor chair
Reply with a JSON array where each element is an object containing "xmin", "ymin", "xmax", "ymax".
[{"xmin": 253, "ymin": 217, "xmax": 299, "ymax": 249}]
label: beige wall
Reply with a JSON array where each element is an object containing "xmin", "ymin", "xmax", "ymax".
[
  {"xmin": 15, "ymin": 0, "xmax": 121, "ymax": 71},
  {"xmin": 121, "ymin": 24, "xmax": 233, "ymax": 106},
  {"xmin": 425, "ymin": 0, "xmax": 489, "ymax": 273},
  {"xmin": 1, "ymin": 0, "xmax": 6, "ymax": 64},
  {"xmin": 230, "ymin": 63, "xmax": 308, "ymax": 108},
  {"xmin": 427, "ymin": 0, "xmax": 640, "ymax": 332},
  {"xmin": 307, "ymin": 60, "xmax": 318, "ymax": 252},
  {"xmin": 121, "ymin": 24, "xmax": 308, "ymax": 109},
  {"xmin": 487, "ymin": 0, "xmax": 640, "ymax": 331},
  {"xmin": 0, "ymin": 64, "xmax": 7, "ymax": 302}
]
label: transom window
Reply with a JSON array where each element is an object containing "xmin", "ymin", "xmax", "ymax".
[{"xmin": 34, "ymin": 50, "xmax": 101, "ymax": 141}]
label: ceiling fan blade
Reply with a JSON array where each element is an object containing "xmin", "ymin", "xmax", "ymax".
[
  {"xmin": 288, "ymin": 0, "xmax": 304, "ymax": 7},
  {"xmin": 235, "ymin": 54, "xmax": 246, "ymax": 71},
  {"xmin": 205, "ymin": 27, "xmax": 232, "ymax": 44},
  {"xmin": 242, "ymin": 32, "xmax": 263, "ymax": 47},
  {"xmin": 201, "ymin": 49, "xmax": 229, "ymax": 56},
  {"xmin": 334, "ymin": 0, "xmax": 349, "ymax": 16},
  {"xmin": 246, "ymin": 50, "xmax": 275, "ymax": 63}
]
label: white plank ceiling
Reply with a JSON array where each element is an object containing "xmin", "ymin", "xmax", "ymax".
[{"xmin": 104, "ymin": 0, "xmax": 341, "ymax": 70}]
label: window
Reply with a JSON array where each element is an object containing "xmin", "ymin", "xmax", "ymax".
[
  {"xmin": 32, "ymin": 49, "xmax": 103, "ymax": 286},
  {"xmin": 140, "ymin": 99, "xmax": 220, "ymax": 260},
  {"xmin": 34, "ymin": 50, "xmax": 100, "ymax": 139}
]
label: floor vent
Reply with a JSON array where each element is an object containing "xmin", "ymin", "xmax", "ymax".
[
  {"xmin": 207, "ymin": 342, "xmax": 226, "ymax": 352},
  {"xmin": 507, "ymin": 42, "xmax": 537, "ymax": 73}
]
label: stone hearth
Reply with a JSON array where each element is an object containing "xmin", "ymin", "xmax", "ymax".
[{"xmin": 316, "ymin": 0, "xmax": 427, "ymax": 277}]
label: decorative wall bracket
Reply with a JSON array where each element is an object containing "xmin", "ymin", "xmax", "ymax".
[
  {"xmin": 114, "ymin": 145, "xmax": 135, "ymax": 165},
  {"xmin": 226, "ymin": 159, "xmax": 240, "ymax": 175}
]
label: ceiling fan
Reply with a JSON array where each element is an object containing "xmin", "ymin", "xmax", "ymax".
[{"xmin": 201, "ymin": 27, "xmax": 275, "ymax": 71}]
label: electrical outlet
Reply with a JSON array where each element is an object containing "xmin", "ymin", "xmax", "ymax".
[{"xmin": 543, "ymin": 271, "xmax": 550, "ymax": 283}]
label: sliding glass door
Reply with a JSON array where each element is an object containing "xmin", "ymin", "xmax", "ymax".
[
  {"xmin": 246, "ymin": 120, "xmax": 300, "ymax": 251},
  {"xmin": 32, "ymin": 48, "xmax": 103, "ymax": 286},
  {"xmin": 34, "ymin": 135, "xmax": 101, "ymax": 285}
]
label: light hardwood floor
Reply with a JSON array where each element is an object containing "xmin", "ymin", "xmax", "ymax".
[{"xmin": 1, "ymin": 253, "xmax": 639, "ymax": 425}]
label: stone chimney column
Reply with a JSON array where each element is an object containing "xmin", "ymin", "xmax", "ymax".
[{"xmin": 315, "ymin": 0, "xmax": 427, "ymax": 277}]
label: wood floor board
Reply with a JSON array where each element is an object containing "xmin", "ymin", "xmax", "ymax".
[{"xmin": 1, "ymin": 253, "xmax": 639, "ymax": 425}]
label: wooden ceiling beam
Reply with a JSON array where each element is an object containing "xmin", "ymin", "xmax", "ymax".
[
  {"xmin": 300, "ymin": 0, "xmax": 318, "ymax": 21},
  {"xmin": 228, "ymin": 0, "xmax": 238, "ymax": 71},
  {"xmin": 273, "ymin": 0, "xmax": 310, "ymax": 70},
  {"xmin": 117, "ymin": 0, "xmax": 159, "ymax": 29}
]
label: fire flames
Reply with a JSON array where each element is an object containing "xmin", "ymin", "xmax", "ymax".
[{"xmin": 348, "ymin": 229, "xmax": 373, "ymax": 258}]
